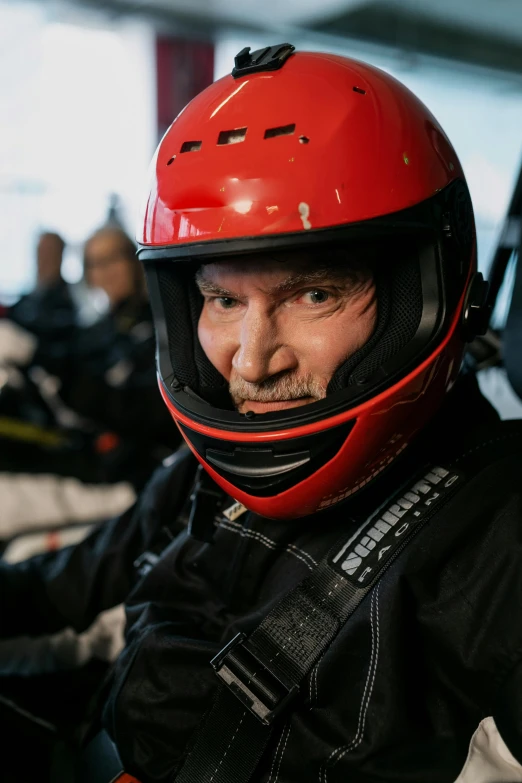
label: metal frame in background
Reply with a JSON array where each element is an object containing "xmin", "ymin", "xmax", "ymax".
[{"xmin": 487, "ymin": 158, "xmax": 522, "ymax": 316}]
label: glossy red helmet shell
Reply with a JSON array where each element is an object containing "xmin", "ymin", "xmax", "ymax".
[{"xmin": 138, "ymin": 46, "xmax": 479, "ymax": 519}]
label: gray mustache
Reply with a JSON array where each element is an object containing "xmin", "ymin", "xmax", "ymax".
[{"xmin": 229, "ymin": 373, "xmax": 327, "ymax": 403}]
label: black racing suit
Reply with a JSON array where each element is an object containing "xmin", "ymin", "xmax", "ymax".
[{"xmin": 2, "ymin": 373, "xmax": 522, "ymax": 783}]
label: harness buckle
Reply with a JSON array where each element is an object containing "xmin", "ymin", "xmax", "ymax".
[{"xmin": 211, "ymin": 633, "xmax": 298, "ymax": 725}]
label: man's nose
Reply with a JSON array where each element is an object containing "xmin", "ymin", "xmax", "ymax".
[{"xmin": 232, "ymin": 306, "xmax": 297, "ymax": 384}]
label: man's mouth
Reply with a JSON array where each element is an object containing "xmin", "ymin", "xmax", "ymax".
[{"xmin": 240, "ymin": 397, "xmax": 316, "ymax": 414}]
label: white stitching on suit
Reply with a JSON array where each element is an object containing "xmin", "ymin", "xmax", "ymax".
[
  {"xmin": 268, "ymin": 721, "xmax": 291, "ymax": 783},
  {"xmin": 274, "ymin": 723, "xmax": 292, "ymax": 783},
  {"xmin": 216, "ymin": 518, "xmax": 318, "ymax": 571},
  {"xmin": 320, "ymin": 586, "xmax": 381, "ymax": 783}
]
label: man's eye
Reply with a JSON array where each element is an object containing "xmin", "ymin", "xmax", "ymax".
[
  {"xmin": 301, "ymin": 289, "xmax": 330, "ymax": 305},
  {"xmin": 215, "ymin": 296, "xmax": 238, "ymax": 309}
]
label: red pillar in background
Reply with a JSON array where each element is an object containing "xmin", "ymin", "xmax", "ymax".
[{"xmin": 155, "ymin": 37, "xmax": 215, "ymax": 140}]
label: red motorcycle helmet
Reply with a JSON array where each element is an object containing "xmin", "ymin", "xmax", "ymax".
[{"xmin": 138, "ymin": 44, "xmax": 488, "ymax": 520}]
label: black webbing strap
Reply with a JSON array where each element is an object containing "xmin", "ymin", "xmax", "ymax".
[
  {"xmin": 175, "ymin": 562, "xmax": 357, "ymax": 783},
  {"xmin": 174, "ymin": 560, "xmax": 356, "ymax": 783},
  {"xmin": 175, "ymin": 465, "xmax": 464, "ymax": 783}
]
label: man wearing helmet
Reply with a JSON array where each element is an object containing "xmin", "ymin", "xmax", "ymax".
[{"xmin": 2, "ymin": 45, "xmax": 522, "ymax": 783}]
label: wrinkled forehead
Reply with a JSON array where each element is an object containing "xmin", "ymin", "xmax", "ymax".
[{"xmin": 195, "ymin": 247, "xmax": 376, "ymax": 292}]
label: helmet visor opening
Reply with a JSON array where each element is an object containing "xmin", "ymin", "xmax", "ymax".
[{"xmin": 146, "ymin": 230, "xmax": 446, "ymax": 433}]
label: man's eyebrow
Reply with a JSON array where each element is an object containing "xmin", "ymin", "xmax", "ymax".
[
  {"xmin": 270, "ymin": 268, "xmax": 366, "ymax": 294},
  {"xmin": 195, "ymin": 265, "xmax": 370, "ymax": 297},
  {"xmin": 195, "ymin": 272, "xmax": 236, "ymax": 298}
]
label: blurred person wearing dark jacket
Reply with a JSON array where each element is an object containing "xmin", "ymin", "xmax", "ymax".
[
  {"xmin": 0, "ymin": 227, "xmax": 178, "ymax": 547},
  {"xmin": 0, "ymin": 230, "xmax": 178, "ymax": 780},
  {"xmin": 44, "ymin": 226, "xmax": 180, "ymax": 490},
  {"xmin": 8, "ymin": 232, "xmax": 76, "ymax": 367}
]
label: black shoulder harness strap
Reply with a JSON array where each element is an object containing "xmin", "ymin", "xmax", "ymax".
[{"xmin": 173, "ymin": 462, "xmax": 464, "ymax": 783}]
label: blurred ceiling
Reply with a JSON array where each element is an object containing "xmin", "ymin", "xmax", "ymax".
[
  {"xmin": 55, "ymin": 0, "xmax": 522, "ymax": 73},
  {"xmin": 313, "ymin": 0, "xmax": 522, "ymax": 73}
]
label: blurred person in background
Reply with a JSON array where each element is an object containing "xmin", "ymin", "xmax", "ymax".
[
  {"xmin": 83, "ymin": 225, "xmax": 146, "ymax": 311},
  {"xmin": 0, "ymin": 229, "xmax": 180, "ymax": 783},
  {"xmin": 0, "ymin": 227, "xmax": 139, "ymax": 552},
  {"xmin": 8, "ymin": 231, "xmax": 77, "ymax": 365},
  {"xmin": 0, "ymin": 226, "xmax": 178, "ymax": 558},
  {"xmin": 1, "ymin": 225, "xmax": 179, "ymax": 496},
  {"xmin": 0, "ymin": 228, "xmax": 136, "ymax": 547},
  {"xmin": 53, "ymin": 225, "xmax": 180, "ymax": 489}
]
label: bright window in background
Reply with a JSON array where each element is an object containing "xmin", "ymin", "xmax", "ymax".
[
  {"xmin": 215, "ymin": 34, "xmax": 522, "ymax": 277},
  {"xmin": 0, "ymin": 3, "xmax": 156, "ymax": 299}
]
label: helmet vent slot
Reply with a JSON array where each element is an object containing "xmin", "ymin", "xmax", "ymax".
[
  {"xmin": 264, "ymin": 123, "xmax": 295, "ymax": 139},
  {"xmin": 180, "ymin": 140, "xmax": 202, "ymax": 153},
  {"xmin": 217, "ymin": 128, "xmax": 248, "ymax": 145},
  {"xmin": 353, "ymin": 86, "xmax": 366, "ymax": 95}
]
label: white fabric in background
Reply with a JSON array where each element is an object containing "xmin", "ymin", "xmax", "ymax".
[
  {"xmin": 455, "ymin": 716, "xmax": 522, "ymax": 782},
  {"xmin": 0, "ymin": 604, "xmax": 126, "ymax": 675},
  {"xmin": 0, "ymin": 320, "xmax": 36, "ymax": 366},
  {"xmin": 0, "ymin": 473, "xmax": 135, "ymax": 539},
  {"xmin": 3, "ymin": 523, "xmax": 94, "ymax": 563}
]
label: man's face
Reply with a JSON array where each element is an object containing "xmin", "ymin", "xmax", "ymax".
[{"xmin": 197, "ymin": 252, "xmax": 377, "ymax": 414}]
